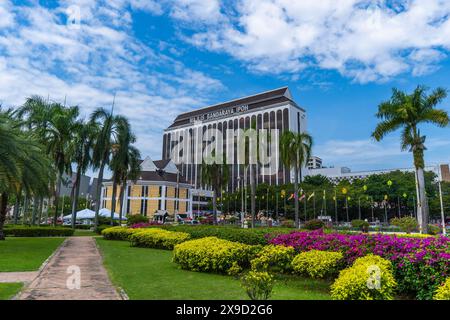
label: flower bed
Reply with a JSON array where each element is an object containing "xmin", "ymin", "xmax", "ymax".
[
  {"xmin": 130, "ymin": 228, "xmax": 190, "ymax": 250},
  {"xmin": 270, "ymin": 230, "xmax": 450, "ymax": 299}
]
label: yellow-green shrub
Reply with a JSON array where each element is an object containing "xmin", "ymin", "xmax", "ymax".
[
  {"xmin": 434, "ymin": 278, "xmax": 450, "ymax": 300},
  {"xmin": 130, "ymin": 228, "xmax": 190, "ymax": 250},
  {"xmin": 291, "ymin": 250, "xmax": 344, "ymax": 279},
  {"xmin": 330, "ymin": 254, "xmax": 397, "ymax": 300},
  {"xmin": 101, "ymin": 227, "xmax": 140, "ymax": 241},
  {"xmin": 250, "ymin": 245, "xmax": 295, "ymax": 273},
  {"xmin": 241, "ymin": 270, "xmax": 274, "ymax": 300},
  {"xmin": 173, "ymin": 237, "xmax": 257, "ymax": 273}
]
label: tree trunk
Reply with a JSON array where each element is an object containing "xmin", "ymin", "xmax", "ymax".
[
  {"xmin": 23, "ymin": 194, "xmax": 29, "ymax": 225},
  {"xmin": 31, "ymin": 195, "xmax": 39, "ymax": 225},
  {"xmin": 294, "ymin": 165, "xmax": 299, "ymax": 228},
  {"xmin": 13, "ymin": 192, "xmax": 20, "ymax": 224},
  {"xmin": 53, "ymin": 173, "xmax": 62, "ymax": 226},
  {"xmin": 38, "ymin": 196, "xmax": 44, "ymax": 226},
  {"xmin": 110, "ymin": 178, "xmax": 118, "ymax": 226},
  {"xmin": 94, "ymin": 161, "xmax": 106, "ymax": 229},
  {"xmin": 416, "ymin": 167, "xmax": 429, "ymax": 234},
  {"xmin": 118, "ymin": 182, "xmax": 126, "ymax": 225},
  {"xmin": 0, "ymin": 192, "xmax": 8, "ymax": 240},
  {"xmin": 250, "ymin": 164, "xmax": 256, "ymax": 228},
  {"xmin": 212, "ymin": 190, "xmax": 217, "ymax": 225},
  {"xmin": 71, "ymin": 169, "xmax": 82, "ymax": 229}
]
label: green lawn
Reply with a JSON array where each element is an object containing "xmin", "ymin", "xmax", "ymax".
[
  {"xmin": 97, "ymin": 239, "xmax": 331, "ymax": 300},
  {"xmin": 0, "ymin": 237, "xmax": 65, "ymax": 272},
  {"xmin": 73, "ymin": 229, "xmax": 97, "ymax": 237},
  {"xmin": 0, "ymin": 283, "xmax": 23, "ymax": 300}
]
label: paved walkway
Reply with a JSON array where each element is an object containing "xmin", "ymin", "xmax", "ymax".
[{"xmin": 17, "ymin": 237, "xmax": 123, "ymax": 300}]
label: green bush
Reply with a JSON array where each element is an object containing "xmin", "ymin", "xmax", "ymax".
[
  {"xmin": 173, "ymin": 237, "xmax": 258, "ymax": 273},
  {"xmin": 130, "ymin": 228, "xmax": 190, "ymax": 250},
  {"xmin": 95, "ymin": 224, "xmax": 112, "ymax": 234},
  {"xmin": 241, "ymin": 270, "xmax": 274, "ymax": 300},
  {"xmin": 427, "ymin": 224, "xmax": 440, "ymax": 235},
  {"xmin": 251, "ymin": 245, "xmax": 295, "ymax": 273},
  {"xmin": 4, "ymin": 226, "xmax": 74, "ymax": 237},
  {"xmin": 292, "ymin": 250, "xmax": 344, "ymax": 279},
  {"xmin": 434, "ymin": 278, "xmax": 450, "ymax": 300},
  {"xmin": 126, "ymin": 214, "xmax": 149, "ymax": 226},
  {"xmin": 158, "ymin": 225, "xmax": 293, "ymax": 245},
  {"xmin": 304, "ymin": 219, "xmax": 325, "ymax": 230},
  {"xmin": 351, "ymin": 219, "xmax": 369, "ymax": 232},
  {"xmin": 390, "ymin": 217, "xmax": 418, "ymax": 234},
  {"xmin": 101, "ymin": 227, "xmax": 141, "ymax": 241},
  {"xmin": 280, "ymin": 219, "xmax": 294, "ymax": 228},
  {"xmin": 330, "ymin": 254, "xmax": 397, "ymax": 300}
]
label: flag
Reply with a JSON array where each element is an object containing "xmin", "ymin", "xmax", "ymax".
[
  {"xmin": 299, "ymin": 194, "xmax": 306, "ymax": 202},
  {"xmin": 323, "ymin": 190, "xmax": 326, "ymax": 200},
  {"xmin": 307, "ymin": 192, "xmax": 315, "ymax": 201},
  {"xmin": 288, "ymin": 193, "xmax": 294, "ymax": 200}
]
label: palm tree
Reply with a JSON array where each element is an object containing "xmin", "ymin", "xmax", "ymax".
[
  {"xmin": 70, "ymin": 120, "xmax": 95, "ymax": 228},
  {"xmin": 117, "ymin": 147, "xmax": 141, "ymax": 223},
  {"xmin": 372, "ymin": 86, "xmax": 449, "ymax": 233},
  {"xmin": 201, "ymin": 151, "xmax": 229, "ymax": 225},
  {"xmin": 90, "ymin": 107, "xmax": 129, "ymax": 228},
  {"xmin": 18, "ymin": 97, "xmax": 79, "ymax": 225},
  {"xmin": 109, "ymin": 119, "xmax": 140, "ymax": 225},
  {"xmin": 280, "ymin": 131, "xmax": 313, "ymax": 228},
  {"xmin": 0, "ymin": 109, "xmax": 52, "ymax": 239}
]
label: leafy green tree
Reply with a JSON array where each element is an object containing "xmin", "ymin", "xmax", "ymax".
[{"xmin": 372, "ymin": 86, "xmax": 449, "ymax": 233}]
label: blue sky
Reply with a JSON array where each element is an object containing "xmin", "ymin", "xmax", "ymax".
[{"xmin": 1, "ymin": 0, "xmax": 450, "ymax": 174}]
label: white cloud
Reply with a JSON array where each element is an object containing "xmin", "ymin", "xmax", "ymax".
[
  {"xmin": 178, "ymin": 0, "xmax": 450, "ymax": 82},
  {"xmin": 170, "ymin": 0, "xmax": 223, "ymax": 23},
  {"xmin": 0, "ymin": 0, "xmax": 223, "ymax": 162}
]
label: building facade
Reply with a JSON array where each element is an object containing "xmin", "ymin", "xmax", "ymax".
[
  {"xmin": 162, "ymin": 87, "xmax": 307, "ymax": 192},
  {"xmin": 308, "ymin": 156, "xmax": 323, "ymax": 170},
  {"xmin": 101, "ymin": 157, "xmax": 193, "ymax": 218}
]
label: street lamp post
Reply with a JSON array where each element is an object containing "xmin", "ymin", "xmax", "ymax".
[{"xmin": 437, "ymin": 165, "xmax": 447, "ymax": 236}]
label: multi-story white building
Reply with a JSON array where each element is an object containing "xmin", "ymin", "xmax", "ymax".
[
  {"xmin": 308, "ymin": 156, "xmax": 323, "ymax": 169},
  {"xmin": 162, "ymin": 87, "xmax": 307, "ymax": 192}
]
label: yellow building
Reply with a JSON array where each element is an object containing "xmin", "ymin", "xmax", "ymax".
[{"xmin": 101, "ymin": 157, "xmax": 193, "ymax": 219}]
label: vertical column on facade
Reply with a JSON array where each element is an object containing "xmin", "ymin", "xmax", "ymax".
[
  {"xmin": 100, "ymin": 186, "xmax": 105, "ymax": 209},
  {"xmin": 161, "ymin": 185, "xmax": 166, "ymax": 210},
  {"xmin": 270, "ymin": 111, "xmax": 276, "ymax": 186},
  {"xmin": 283, "ymin": 108, "xmax": 290, "ymax": 183}
]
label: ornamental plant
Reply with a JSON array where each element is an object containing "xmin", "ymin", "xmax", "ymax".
[
  {"xmin": 241, "ymin": 270, "xmax": 274, "ymax": 300},
  {"xmin": 101, "ymin": 226, "xmax": 141, "ymax": 241},
  {"xmin": 292, "ymin": 250, "xmax": 344, "ymax": 279},
  {"xmin": 130, "ymin": 228, "xmax": 190, "ymax": 250},
  {"xmin": 270, "ymin": 230, "xmax": 450, "ymax": 299},
  {"xmin": 173, "ymin": 237, "xmax": 258, "ymax": 273},
  {"xmin": 390, "ymin": 217, "xmax": 418, "ymax": 234},
  {"xmin": 434, "ymin": 278, "xmax": 450, "ymax": 300},
  {"xmin": 304, "ymin": 219, "xmax": 325, "ymax": 230},
  {"xmin": 330, "ymin": 254, "xmax": 397, "ymax": 300},
  {"xmin": 250, "ymin": 245, "xmax": 295, "ymax": 273}
]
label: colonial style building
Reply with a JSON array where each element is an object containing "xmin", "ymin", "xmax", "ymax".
[
  {"xmin": 100, "ymin": 157, "xmax": 193, "ymax": 218},
  {"xmin": 162, "ymin": 87, "xmax": 307, "ymax": 192}
]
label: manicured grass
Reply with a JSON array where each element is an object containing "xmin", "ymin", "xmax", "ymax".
[
  {"xmin": 0, "ymin": 237, "xmax": 65, "ymax": 272},
  {"xmin": 0, "ymin": 283, "xmax": 23, "ymax": 300},
  {"xmin": 97, "ymin": 239, "xmax": 331, "ymax": 300}
]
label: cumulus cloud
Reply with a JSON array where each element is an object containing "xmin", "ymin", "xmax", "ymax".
[
  {"xmin": 177, "ymin": 0, "xmax": 450, "ymax": 82},
  {"xmin": 0, "ymin": 0, "xmax": 223, "ymax": 160}
]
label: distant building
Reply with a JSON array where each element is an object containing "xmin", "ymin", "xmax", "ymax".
[
  {"xmin": 308, "ymin": 156, "xmax": 323, "ymax": 169},
  {"xmin": 59, "ymin": 173, "xmax": 93, "ymax": 199},
  {"xmin": 307, "ymin": 163, "xmax": 450, "ymax": 183},
  {"xmin": 100, "ymin": 157, "xmax": 193, "ymax": 218}
]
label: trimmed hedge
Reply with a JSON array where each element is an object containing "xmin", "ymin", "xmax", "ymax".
[
  {"xmin": 4, "ymin": 226, "xmax": 74, "ymax": 237},
  {"xmin": 157, "ymin": 225, "xmax": 294, "ymax": 245},
  {"xmin": 173, "ymin": 237, "xmax": 259, "ymax": 273},
  {"xmin": 130, "ymin": 228, "xmax": 190, "ymax": 250},
  {"xmin": 251, "ymin": 245, "xmax": 295, "ymax": 273},
  {"xmin": 330, "ymin": 254, "xmax": 397, "ymax": 300},
  {"xmin": 292, "ymin": 250, "xmax": 344, "ymax": 279},
  {"xmin": 101, "ymin": 227, "xmax": 141, "ymax": 241}
]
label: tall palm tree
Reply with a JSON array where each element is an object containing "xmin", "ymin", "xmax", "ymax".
[
  {"xmin": 70, "ymin": 120, "xmax": 95, "ymax": 228},
  {"xmin": 90, "ymin": 107, "xmax": 129, "ymax": 228},
  {"xmin": 201, "ymin": 151, "xmax": 229, "ymax": 225},
  {"xmin": 372, "ymin": 86, "xmax": 449, "ymax": 233},
  {"xmin": 280, "ymin": 131, "xmax": 313, "ymax": 228},
  {"xmin": 117, "ymin": 147, "xmax": 141, "ymax": 223},
  {"xmin": 0, "ymin": 109, "xmax": 52, "ymax": 239},
  {"xmin": 109, "ymin": 119, "xmax": 140, "ymax": 224}
]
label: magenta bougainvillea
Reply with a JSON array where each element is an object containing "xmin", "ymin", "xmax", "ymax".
[{"xmin": 269, "ymin": 230, "xmax": 450, "ymax": 299}]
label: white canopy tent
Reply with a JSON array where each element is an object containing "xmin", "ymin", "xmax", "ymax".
[{"xmin": 63, "ymin": 208, "xmax": 126, "ymax": 223}]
